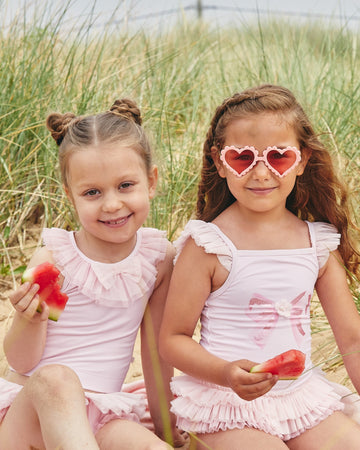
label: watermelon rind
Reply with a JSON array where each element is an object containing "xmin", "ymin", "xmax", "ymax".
[{"xmin": 48, "ymin": 307, "xmax": 63, "ymax": 322}]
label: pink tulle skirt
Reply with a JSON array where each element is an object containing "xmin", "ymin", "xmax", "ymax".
[
  {"xmin": 0, "ymin": 377, "xmax": 147, "ymax": 434},
  {"xmin": 170, "ymin": 371, "xmax": 360, "ymax": 440}
]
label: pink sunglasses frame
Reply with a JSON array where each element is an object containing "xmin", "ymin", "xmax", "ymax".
[{"xmin": 219, "ymin": 145, "xmax": 302, "ymax": 178}]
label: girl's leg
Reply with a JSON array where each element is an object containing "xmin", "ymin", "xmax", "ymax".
[
  {"xmin": 189, "ymin": 427, "xmax": 288, "ymax": 450},
  {"xmin": 287, "ymin": 411, "xmax": 360, "ymax": 450},
  {"xmin": 95, "ymin": 419, "xmax": 172, "ymax": 450},
  {"xmin": 0, "ymin": 364, "xmax": 99, "ymax": 450}
]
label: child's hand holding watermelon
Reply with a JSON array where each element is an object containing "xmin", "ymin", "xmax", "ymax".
[
  {"xmin": 8, "ymin": 279, "xmax": 48, "ymax": 323},
  {"xmin": 223, "ymin": 350, "xmax": 305, "ymax": 402},
  {"xmin": 21, "ymin": 262, "xmax": 68, "ymax": 321},
  {"xmin": 223, "ymin": 358, "xmax": 279, "ymax": 401},
  {"xmin": 10, "ymin": 261, "xmax": 69, "ymax": 322}
]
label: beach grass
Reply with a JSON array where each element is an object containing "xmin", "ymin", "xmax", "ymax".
[{"xmin": 0, "ymin": 0, "xmax": 359, "ymax": 394}]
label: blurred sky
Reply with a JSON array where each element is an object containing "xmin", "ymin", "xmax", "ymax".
[{"xmin": 2, "ymin": 0, "xmax": 360, "ymax": 32}]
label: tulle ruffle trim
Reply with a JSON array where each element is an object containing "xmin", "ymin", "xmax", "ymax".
[
  {"xmin": 174, "ymin": 220, "xmax": 232, "ymax": 270},
  {"xmin": 42, "ymin": 227, "xmax": 168, "ymax": 307},
  {"xmin": 308, "ymin": 222, "xmax": 341, "ymax": 268},
  {"xmin": 170, "ymin": 374, "xmax": 346, "ymax": 440},
  {"xmin": 86, "ymin": 389, "xmax": 146, "ymax": 422}
]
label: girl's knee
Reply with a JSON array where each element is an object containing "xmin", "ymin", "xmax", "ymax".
[{"xmin": 28, "ymin": 364, "xmax": 81, "ymax": 397}]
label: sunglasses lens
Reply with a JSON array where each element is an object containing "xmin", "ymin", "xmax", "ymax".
[
  {"xmin": 267, "ymin": 149, "xmax": 297, "ymax": 175},
  {"xmin": 224, "ymin": 149, "xmax": 255, "ymax": 175}
]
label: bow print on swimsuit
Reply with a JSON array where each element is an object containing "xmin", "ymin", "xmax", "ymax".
[
  {"xmin": 247, "ymin": 291, "xmax": 311, "ymax": 348},
  {"xmin": 220, "ymin": 145, "xmax": 301, "ymax": 178}
]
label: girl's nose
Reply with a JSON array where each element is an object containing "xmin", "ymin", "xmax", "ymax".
[
  {"xmin": 103, "ymin": 192, "xmax": 122, "ymax": 212},
  {"xmin": 252, "ymin": 161, "xmax": 271, "ymax": 180}
]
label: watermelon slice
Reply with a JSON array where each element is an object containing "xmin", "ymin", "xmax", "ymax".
[
  {"xmin": 250, "ymin": 349, "xmax": 306, "ymax": 380},
  {"xmin": 22, "ymin": 261, "xmax": 68, "ymax": 321}
]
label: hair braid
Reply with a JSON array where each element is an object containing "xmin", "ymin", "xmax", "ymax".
[{"xmin": 109, "ymin": 99, "xmax": 142, "ymax": 126}]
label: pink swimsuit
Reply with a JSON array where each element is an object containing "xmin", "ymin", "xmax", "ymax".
[
  {"xmin": 170, "ymin": 220, "xmax": 359, "ymax": 440},
  {"xmin": 0, "ymin": 226, "xmax": 168, "ymax": 433}
]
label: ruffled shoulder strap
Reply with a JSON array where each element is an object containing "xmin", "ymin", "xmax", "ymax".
[
  {"xmin": 307, "ymin": 221, "xmax": 341, "ymax": 268},
  {"xmin": 42, "ymin": 227, "xmax": 168, "ymax": 307},
  {"xmin": 138, "ymin": 227, "xmax": 168, "ymax": 269},
  {"xmin": 174, "ymin": 220, "xmax": 233, "ymax": 271}
]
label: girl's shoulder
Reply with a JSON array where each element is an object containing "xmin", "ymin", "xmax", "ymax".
[
  {"xmin": 42, "ymin": 226, "xmax": 72, "ymax": 248},
  {"xmin": 307, "ymin": 221, "xmax": 341, "ymax": 268},
  {"xmin": 173, "ymin": 220, "xmax": 233, "ymax": 270}
]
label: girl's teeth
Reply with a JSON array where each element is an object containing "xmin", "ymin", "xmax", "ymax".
[{"xmin": 107, "ymin": 218, "xmax": 126, "ymax": 225}]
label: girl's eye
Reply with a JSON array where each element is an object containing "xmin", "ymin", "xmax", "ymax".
[
  {"xmin": 84, "ymin": 189, "xmax": 100, "ymax": 196},
  {"xmin": 271, "ymin": 152, "xmax": 287, "ymax": 159},
  {"xmin": 235, "ymin": 150, "xmax": 254, "ymax": 161},
  {"xmin": 236, "ymin": 154, "xmax": 252, "ymax": 161},
  {"xmin": 120, "ymin": 182, "xmax": 133, "ymax": 190}
]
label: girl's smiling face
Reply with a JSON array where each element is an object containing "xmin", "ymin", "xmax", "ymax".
[
  {"xmin": 65, "ymin": 144, "xmax": 157, "ymax": 261},
  {"xmin": 214, "ymin": 113, "xmax": 308, "ymax": 216}
]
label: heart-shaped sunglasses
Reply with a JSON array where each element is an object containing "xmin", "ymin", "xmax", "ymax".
[{"xmin": 220, "ymin": 145, "xmax": 301, "ymax": 178}]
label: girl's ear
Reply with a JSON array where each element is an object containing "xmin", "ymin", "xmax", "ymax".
[
  {"xmin": 148, "ymin": 165, "xmax": 158, "ymax": 199},
  {"xmin": 211, "ymin": 146, "xmax": 226, "ymax": 178},
  {"xmin": 297, "ymin": 148, "xmax": 312, "ymax": 176}
]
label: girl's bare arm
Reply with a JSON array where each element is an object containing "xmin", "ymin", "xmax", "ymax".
[
  {"xmin": 4, "ymin": 247, "xmax": 53, "ymax": 373},
  {"xmin": 316, "ymin": 250, "xmax": 360, "ymax": 393}
]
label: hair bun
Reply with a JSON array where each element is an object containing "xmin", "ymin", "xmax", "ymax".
[
  {"xmin": 46, "ymin": 112, "xmax": 77, "ymax": 146},
  {"xmin": 109, "ymin": 99, "xmax": 142, "ymax": 125}
]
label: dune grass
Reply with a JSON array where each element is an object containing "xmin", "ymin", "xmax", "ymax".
[{"xmin": 0, "ymin": 0, "xmax": 359, "ymax": 387}]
